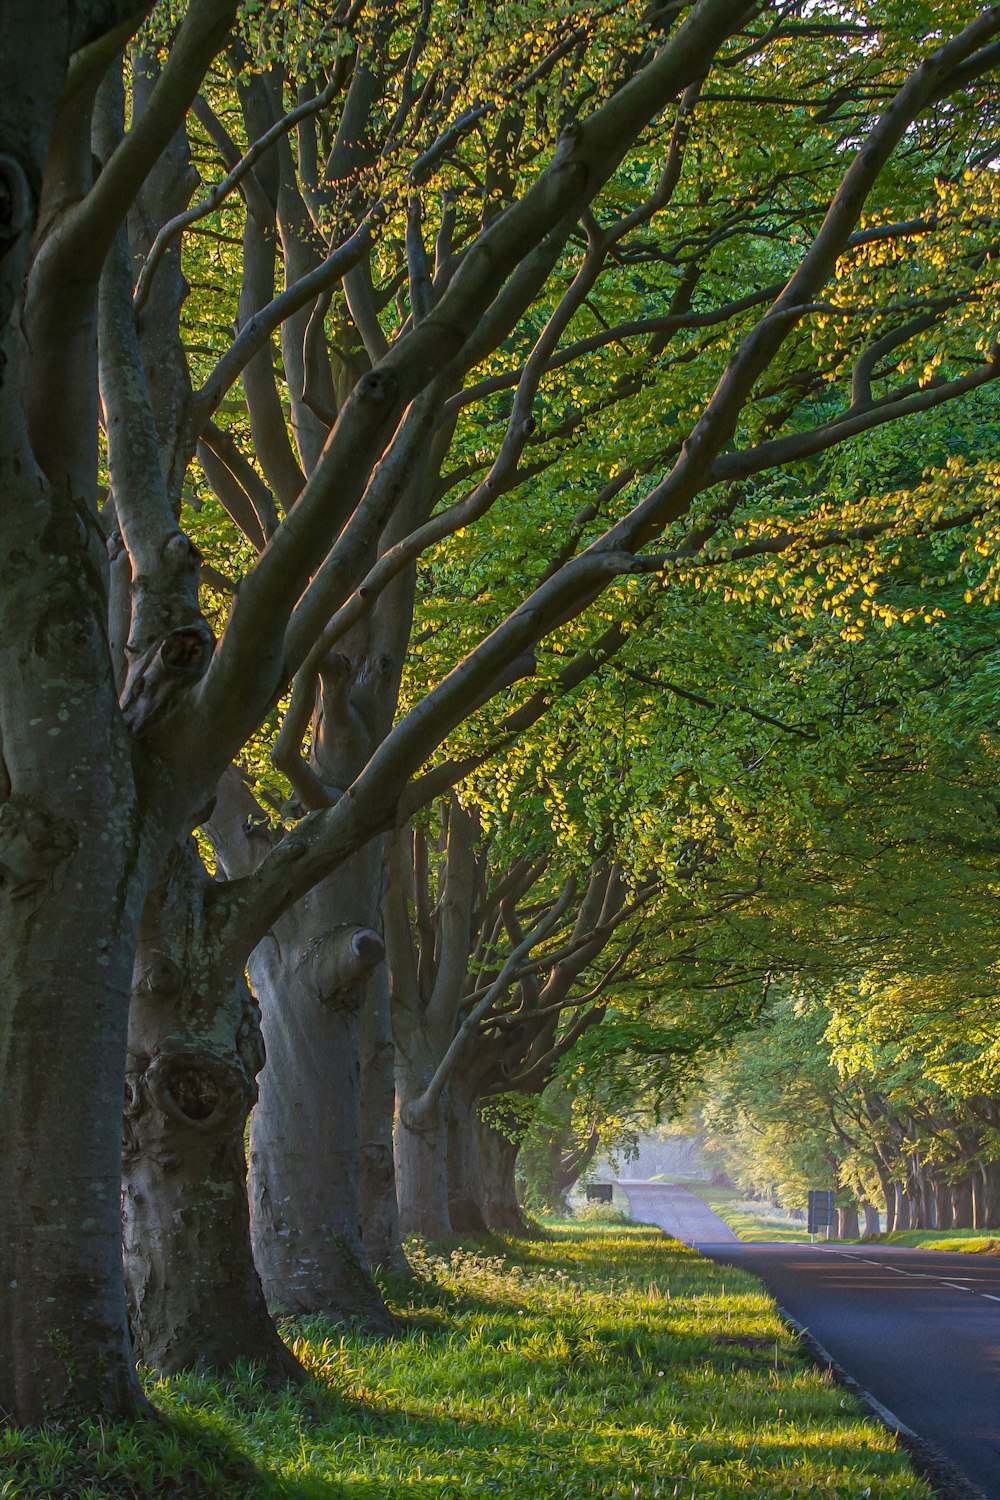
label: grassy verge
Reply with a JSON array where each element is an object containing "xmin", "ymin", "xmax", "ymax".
[
  {"xmin": 1, "ymin": 1226, "xmax": 932, "ymax": 1498},
  {"xmin": 877, "ymin": 1227, "xmax": 1000, "ymax": 1253},
  {"xmin": 665, "ymin": 1179, "xmax": 811, "ymax": 1243}
]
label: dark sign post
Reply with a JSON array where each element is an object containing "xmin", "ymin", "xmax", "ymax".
[
  {"xmin": 807, "ymin": 1189, "xmax": 836, "ymax": 1242},
  {"xmin": 586, "ymin": 1184, "xmax": 614, "ymax": 1203}
]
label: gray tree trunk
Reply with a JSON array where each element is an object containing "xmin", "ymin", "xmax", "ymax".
[
  {"xmin": 388, "ymin": 943, "xmax": 450, "ymax": 1250},
  {"xmin": 0, "ymin": 776, "xmax": 148, "ymax": 1419},
  {"xmin": 360, "ymin": 966, "xmax": 408, "ymax": 1273},
  {"xmin": 395, "ymin": 1080, "xmax": 453, "ymax": 1239},
  {"xmin": 248, "ymin": 861, "xmax": 393, "ymax": 1328},
  {"xmin": 952, "ymin": 1175, "xmax": 976, "ymax": 1229},
  {"xmin": 479, "ymin": 1119, "xmax": 531, "ymax": 1234},
  {"xmin": 932, "ymin": 1178, "xmax": 953, "ymax": 1231},
  {"xmin": 387, "ymin": 804, "xmax": 479, "ymax": 1239},
  {"xmin": 874, "ymin": 1165, "xmax": 895, "ymax": 1234},
  {"xmin": 448, "ymin": 1085, "xmax": 489, "ymax": 1234},
  {"xmin": 978, "ymin": 1160, "xmax": 1000, "ymax": 1229},
  {"xmin": 894, "ymin": 1183, "xmax": 911, "ymax": 1231},
  {"xmin": 837, "ymin": 1202, "xmax": 860, "ymax": 1239},
  {"xmin": 122, "ymin": 839, "xmax": 301, "ymax": 1379},
  {"xmin": 860, "ymin": 1201, "xmax": 881, "ymax": 1237},
  {"xmin": 0, "ymin": 407, "xmax": 151, "ymax": 1418}
]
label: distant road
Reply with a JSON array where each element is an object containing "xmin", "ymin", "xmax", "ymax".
[
  {"xmin": 615, "ymin": 1179, "xmax": 740, "ymax": 1244},
  {"xmin": 618, "ymin": 1180, "xmax": 1000, "ymax": 1499}
]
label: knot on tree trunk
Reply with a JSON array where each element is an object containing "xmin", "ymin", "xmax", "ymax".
[
  {"xmin": 301, "ymin": 924, "xmax": 386, "ymax": 1009},
  {"xmin": 0, "ymin": 795, "xmax": 77, "ymax": 903},
  {"xmin": 134, "ymin": 947, "xmax": 185, "ymax": 999},
  {"xmin": 357, "ymin": 369, "xmax": 398, "ymax": 403},
  {"xmin": 121, "ymin": 621, "xmax": 215, "ymax": 733},
  {"xmin": 0, "ymin": 154, "xmax": 31, "ymax": 250},
  {"xmin": 134, "ymin": 1046, "xmax": 253, "ymax": 1135}
]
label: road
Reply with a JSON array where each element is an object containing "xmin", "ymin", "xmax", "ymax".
[{"xmin": 618, "ymin": 1180, "xmax": 1000, "ymax": 1499}]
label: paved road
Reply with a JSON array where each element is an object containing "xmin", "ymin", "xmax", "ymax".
[
  {"xmin": 618, "ymin": 1181, "xmax": 1000, "ymax": 1499},
  {"xmin": 616, "ymin": 1179, "xmax": 740, "ymax": 1244}
]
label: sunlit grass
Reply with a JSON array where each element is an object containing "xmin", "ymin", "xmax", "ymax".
[
  {"xmin": 1, "ymin": 1226, "xmax": 931, "ymax": 1497},
  {"xmin": 881, "ymin": 1227, "xmax": 1000, "ymax": 1253}
]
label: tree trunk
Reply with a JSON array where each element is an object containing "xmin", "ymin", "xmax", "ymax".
[
  {"xmin": 122, "ymin": 840, "xmax": 301, "ymax": 1379},
  {"xmin": 248, "ymin": 860, "xmax": 393, "ymax": 1328},
  {"xmin": 860, "ymin": 1201, "xmax": 881, "ymax": 1237},
  {"xmin": 837, "ymin": 1202, "xmax": 860, "ymax": 1239},
  {"xmin": 555, "ymin": 1122, "xmax": 600, "ymax": 1196},
  {"xmin": 908, "ymin": 1162, "xmax": 931, "ymax": 1229},
  {"xmin": 360, "ymin": 967, "xmax": 408, "ymax": 1273},
  {"xmin": 448, "ymin": 1085, "xmax": 489, "ymax": 1235},
  {"xmin": 387, "ymin": 801, "xmax": 480, "ymax": 1240},
  {"xmin": 0, "ymin": 450, "xmax": 151, "ymax": 1419},
  {"xmin": 395, "ymin": 1087, "xmax": 453, "ymax": 1239},
  {"xmin": 0, "ymin": 849, "xmax": 146, "ymax": 1420},
  {"xmin": 932, "ymin": 1178, "xmax": 953, "ymax": 1231},
  {"xmin": 248, "ymin": 621, "xmax": 407, "ymax": 1327},
  {"xmin": 479, "ymin": 1118, "xmax": 531, "ymax": 1235},
  {"xmin": 894, "ymin": 1183, "xmax": 911, "ymax": 1231},
  {"xmin": 952, "ymin": 1175, "xmax": 975, "ymax": 1229},
  {"xmin": 978, "ymin": 1161, "xmax": 1000, "ymax": 1229},
  {"xmin": 874, "ymin": 1164, "xmax": 895, "ymax": 1234}
]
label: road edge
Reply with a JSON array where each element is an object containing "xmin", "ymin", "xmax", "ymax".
[{"xmin": 778, "ymin": 1304, "xmax": 989, "ymax": 1500}]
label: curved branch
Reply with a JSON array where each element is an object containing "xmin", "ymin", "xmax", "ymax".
[
  {"xmin": 135, "ymin": 70, "xmax": 343, "ymax": 312},
  {"xmin": 54, "ymin": 0, "xmax": 239, "ymax": 279}
]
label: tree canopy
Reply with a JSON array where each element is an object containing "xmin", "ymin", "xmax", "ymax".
[{"xmin": 3, "ymin": 0, "xmax": 1000, "ymax": 1427}]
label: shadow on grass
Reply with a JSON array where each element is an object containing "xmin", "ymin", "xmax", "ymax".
[
  {"xmin": 0, "ymin": 1410, "xmax": 278, "ymax": 1500},
  {"xmin": 1, "ymin": 1227, "xmax": 934, "ymax": 1499}
]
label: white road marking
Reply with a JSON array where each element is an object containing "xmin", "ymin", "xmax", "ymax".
[{"xmin": 813, "ymin": 1245, "xmax": 1000, "ymax": 1302}]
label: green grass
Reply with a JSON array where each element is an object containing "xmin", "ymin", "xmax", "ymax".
[
  {"xmin": 878, "ymin": 1227, "xmax": 1000, "ymax": 1253},
  {"xmin": 665, "ymin": 1180, "xmax": 812, "ymax": 1243},
  {"xmin": 1, "ymin": 1226, "xmax": 932, "ymax": 1498}
]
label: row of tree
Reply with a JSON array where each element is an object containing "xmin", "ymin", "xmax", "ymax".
[
  {"xmin": 3, "ymin": 0, "xmax": 1000, "ymax": 1426},
  {"xmin": 678, "ymin": 824, "xmax": 1000, "ymax": 1233}
]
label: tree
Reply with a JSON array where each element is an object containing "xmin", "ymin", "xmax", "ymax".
[{"xmin": 4, "ymin": 0, "xmax": 1000, "ymax": 1422}]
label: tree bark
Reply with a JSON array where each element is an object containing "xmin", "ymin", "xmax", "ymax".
[
  {"xmin": 837, "ymin": 1202, "xmax": 860, "ymax": 1239},
  {"xmin": 388, "ymin": 802, "xmax": 479, "ymax": 1239},
  {"xmin": 905, "ymin": 1156, "xmax": 931, "ymax": 1229},
  {"xmin": 0, "ymin": 800, "xmax": 147, "ymax": 1419},
  {"xmin": 952, "ymin": 1175, "xmax": 975, "ymax": 1229},
  {"xmin": 248, "ymin": 864, "xmax": 393, "ymax": 1328},
  {"xmin": 894, "ymin": 1183, "xmax": 911, "ymax": 1231},
  {"xmin": 978, "ymin": 1160, "xmax": 1000, "ymax": 1230},
  {"xmin": 360, "ymin": 966, "xmax": 408, "ymax": 1273},
  {"xmin": 555, "ymin": 1122, "xmax": 600, "ymax": 1196},
  {"xmin": 860, "ymin": 1201, "xmax": 881, "ymax": 1237},
  {"xmin": 122, "ymin": 839, "xmax": 301, "ymax": 1379},
  {"xmin": 0, "ymin": 401, "xmax": 152, "ymax": 1420},
  {"xmin": 932, "ymin": 1177, "xmax": 953, "ymax": 1231},
  {"xmin": 395, "ymin": 1086, "xmax": 453, "ymax": 1239},
  {"xmin": 478, "ymin": 1117, "xmax": 531, "ymax": 1235},
  {"xmin": 448, "ymin": 1084, "xmax": 489, "ymax": 1235}
]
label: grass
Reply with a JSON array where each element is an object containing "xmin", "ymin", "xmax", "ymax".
[
  {"xmin": 1, "ymin": 1225, "xmax": 932, "ymax": 1498},
  {"xmin": 663, "ymin": 1180, "xmax": 812, "ymax": 1244},
  {"xmin": 877, "ymin": 1227, "xmax": 1000, "ymax": 1253}
]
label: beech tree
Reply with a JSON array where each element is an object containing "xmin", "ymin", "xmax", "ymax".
[{"xmin": 4, "ymin": 0, "xmax": 1000, "ymax": 1424}]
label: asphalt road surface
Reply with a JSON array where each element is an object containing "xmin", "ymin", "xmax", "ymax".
[
  {"xmin": 617, "ymin": 1180, "xmax": 741, "ymax": 1244},
  {"xmin": 618, "ymin": 1180, "xmax": 1000, "ymax": 1499}
]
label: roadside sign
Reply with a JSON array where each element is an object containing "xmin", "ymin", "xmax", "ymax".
[
  {"xmin": 587, "ymin": 1184, "xmax": 613, "ymax": 1203},
  {"xmin": 807, "ymin": 1189, "xmax": 836, "ymax": 1238}
]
